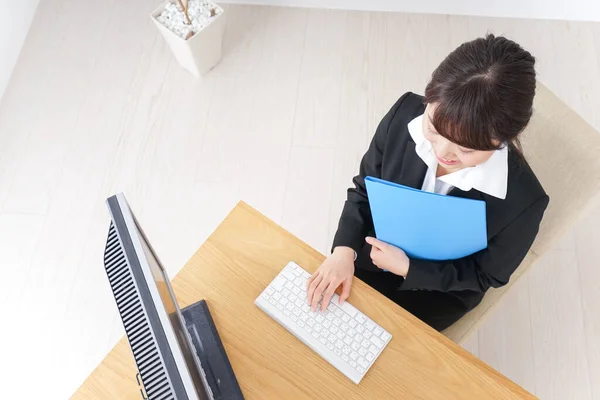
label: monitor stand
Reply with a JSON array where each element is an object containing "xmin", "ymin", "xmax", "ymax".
[{"xmin": 181, "ymin": 300, "xmax": 245, "ymax": 400}]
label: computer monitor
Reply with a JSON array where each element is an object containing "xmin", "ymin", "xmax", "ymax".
[{"xmin": 104, "ymin": 193, "xmax": 243, "ymax": 400}]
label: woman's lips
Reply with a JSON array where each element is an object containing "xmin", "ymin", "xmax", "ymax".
[{"xmin": 436, "ymin": 155, "xmax": 459, "ymax": 166}]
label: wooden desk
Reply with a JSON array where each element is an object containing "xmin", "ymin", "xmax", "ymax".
[{"xmin": 72, "ymin": 202, "xmax": 534, "ymax": 399}]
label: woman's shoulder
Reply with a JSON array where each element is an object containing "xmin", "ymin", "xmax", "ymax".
[
  {"xmin": 482, "ymin": 150, "xmax": 548, "ymax": 237},
  {"xmin": 386, "ymin": 92, "xmax": 426, "ymax": 133},
  {"xmin": 504, "ymin": 149, "xmax": 549, "ymax": 208}
]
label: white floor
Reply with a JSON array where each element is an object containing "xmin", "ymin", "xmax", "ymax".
[{"xmin": 1, "ymin": 2, "xmax": 599, "ymax": 399}]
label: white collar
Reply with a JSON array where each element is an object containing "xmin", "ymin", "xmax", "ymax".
[{"xmin": 407, "ymin": 114, "xmax": 509, "ymax": 200}]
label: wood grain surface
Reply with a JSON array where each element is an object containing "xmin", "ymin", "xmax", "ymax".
[{"xmin": 71, "ymin": 202, "xmax": 534, "ymax": 399}]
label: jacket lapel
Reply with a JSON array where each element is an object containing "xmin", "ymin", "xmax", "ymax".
[{"xmin": 396, "ymin": 140, "xmax": 428, "ymax": 189}]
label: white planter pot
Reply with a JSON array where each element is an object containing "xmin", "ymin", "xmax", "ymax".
[{"xmin": 151, "ymin": 1, "xmax": 226, "ymax": 77}]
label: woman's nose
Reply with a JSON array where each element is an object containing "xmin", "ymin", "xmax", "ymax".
[{"xmin": 437, "ymin": 140, "xmax": 453, "ymax": 158}]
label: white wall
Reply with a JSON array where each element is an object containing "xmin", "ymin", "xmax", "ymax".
[
  {"xmin": 0, "ymin": 0, "xmax": 40, "ymax": 103},
  {"xmin": 220, "ymin": 0, "xmax": 600, "ymax": 22}
]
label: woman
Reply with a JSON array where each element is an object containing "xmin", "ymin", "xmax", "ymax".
[{"xmin": 306, "ymin": 34, "xmax": 549, "ymax": 331}]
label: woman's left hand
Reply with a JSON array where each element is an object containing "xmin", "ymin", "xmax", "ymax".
[{"xmin": 365, "ymin": 236, "xmax": 410, "ymax": 277}]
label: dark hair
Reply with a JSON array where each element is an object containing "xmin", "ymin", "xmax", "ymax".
[{"xmin": 424, "ymin": 34, "xmax": 536, "ymax": 153}]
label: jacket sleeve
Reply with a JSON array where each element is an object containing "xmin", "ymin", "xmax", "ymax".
[
  {"xmin": 331, "ymin": 93, "xmax": 410, "ymax": 254},
  {"xmin": 400, "ymin": 195, "xmax": 549, "ymax": 292}
]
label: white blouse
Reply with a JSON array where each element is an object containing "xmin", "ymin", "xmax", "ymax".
[{"xmin": 407, "ymin": 114, "xmax": 509, "ymax": 200}]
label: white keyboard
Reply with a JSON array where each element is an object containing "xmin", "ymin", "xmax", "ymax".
[{"xmin": 255, "ymin": 261, "xmax": 392, "ymax": 384}]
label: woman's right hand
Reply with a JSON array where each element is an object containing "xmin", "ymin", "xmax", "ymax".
[{"xmin": 306, "ymin": 246, "xmax": 355, "ymax": 312}]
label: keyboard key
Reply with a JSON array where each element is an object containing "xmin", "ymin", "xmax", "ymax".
[
  {"xmin": 373, "ymin": 327, "xmax": 383, "ymax": 336},
  {"xmin": 333, "ymin": 318, "xmax": 342, "ymax": 326},
  {"xmin": 365, "ymin": 320, "xmax": 376, "ymax": 331},
  {"xmin": 363, "ymin": 330, "xmax": 372, "ymax": 339},
  {"xmin": 358, "ymin": 347, "xmax": 367, "ymax": 356},
  {"xmin": 285, "ymin": 281, "xmax": 294, "ymax": 290},
  {"xmin": 343, "ymin": 346, "xmax": 351, "ymax": 355},
  {"xmin": 307, "ymin": 319, "xmax": 315, "ymax": 327},
  {"xmin": 334, "ymin": 308, "xmax": 343, "ymax": 318},
  {"xmin": 315, "ymin": 314, "xmax": 325, "ymax": 323},
  {"xmin": 366, "ymin": 352, "xmax": 375, "ymax": 362},
  {"xmin": 319, "ymin": 337, "xmax": 327, "ymax": 345},
  {"xmin": 347, "ymin": 328, "xmax": 355, "ymax": 338},
  {"xmin": 330, "ymin": 326, "xmax": 338, "ymax": 334},
  {"xmin": 272, "ymin": 277, "xmax": 286, "ymax": 290},
  {"xmin": 294, "ymin": 278, "xmax": 304, "ymax": 287},
  {"xmin": 262, "ymin": 293, "xmax": 270, "ymax": 299},
  {"xmin": 343, "ymin": 336, "xmax": 353, "ymax": 345},
  {"xmin": 280, "ymin": 298, "xmax": 288, "ymax": 306},
  {"xmin": 306, "ymin": 326, "xmax": 312, "ymax": 333},
  {"xmin": 357, "ymin": 366, "xmax": 365, "ymax": 374},
  {"xmin": 312, "ymin": 331, "xmax": 319, "ymax": 338},
  {"xmin": 380, "ymin": 331, "xmax": 391, "ymax": 342},
  {"xmin": 282, "ymin": 288, "xmax": 291, "ymax": 297},
  {"xmin": 370, "ymin": 336, "xmax": 384, "ymax": 349},
  {"xmin": 314, "ymin": 324, "xmax": 322, "ymax": 332},
  {"xmin": 355, "ymin": 313, "xmax": 366, "ymax": 324},
  {"xmin": 350, "ymin": 361, "xmax": 357, "ymax": 368},
  {"xmin": 335, "ymin": 340, "xmax": 344, "ymax": 349},
  {"xmin": 326, "ymin": 313, "xmax": 335, "ymax": 321},
  {"xmin": 341, "ymin": 314, "xmax": 350, "ymax": 323},
  {"xmin": 361, "ymin": 339, "xmax": 370, "ymax": 349},
  {"xmin": 301, "ymin": 304, "xmax": 310, "ymax": 313},
  {"xmin": 369, "ymin": 345, "xmax": 379, "ymax": 354},
  {"xmin": 266, "ymin": 287, "xmax": 275, "ymax": 295},
  {"xmin": 295, "ymin": 299, "xmax": 303, "ymax": 307},
  {"xmin": 273, "ymin": 292, "xmax": 282, "ymax": 300},
  {"xmin": 286, "ymin": 303, "xmax": 294, "ymax": 311},
  {"xmin": 350, "ymin": 351, "xmax": 358, "ymax": 360},
  {"xmin": 284, "ymin": 310, "xmax": 290, "ymax": 316},
  {"xmin": 291, "ymin": 286, "xmax": 300, "ymax": 295},
  {"xmin": 342, "ymin": 355, "xmax": 349, "ymax": 362},
  {"xmin": 358, "ymin": 358, "xmax": 369, "ymax": 369},
  {"xmin": 300, "ymin": 314, "xmax": 308, "ymax": 322},
  {"xmin": 355, "ymin": 334, "xmax": 363, "ymax": 343},
  {"xmin": 298, "ymin": 320, "xmax": 305, "ymax": 327},
  {"xmin": 293, "ymin": 308, "xmax": 301, "ymax": 316},
  {"xmin": 336, "ymin": 331, "xmax": 345, "ymax": 340},
  {"xmin": 293, "ymin": 268, "xmax": 302, "ymax": 276},
  {"xmin": 322, "ymin": 330, "xmax": 330, "ymax": 338},
  {"xmin": 291, "ymin": 315, "xmax": 298, "ymax": 322},
  {"xmin": 282, "ymin": 268, "xmax": 296, "ymax": 280},
  {"xmin": 269, "ymin": 298, "xmax": 277, "ymax": 306},
  {"xmin": 356, "ymin": 325, "xmax": 364, "ymax": 334},
  {"xmin": 340, "ymin": 323, "xmax": 349, "ymax": 332},
  {"xmin": 327, "ymin": 343, "xmax": 334, "ymax": 350},
  {"xmin": 338, "ymin": 301, "xmax": 358, "ymax": 318},
  {"xmin": 334, "ymin": 349, "xmax": 342, "ymax": 356},
  {"xmin": 328, "ymin": 335, "xmax": 336, "ymax": 343},
  {"xmin": 323, "ymin": 320, "xmax": 331, "ymax": 328},
  {"xmin": 348, "ymin": 319, "xmax": 357, "ymax": 328},
  {"xmin": 351, "ymin": 342, "xmax": 359, "ymax": 351}
]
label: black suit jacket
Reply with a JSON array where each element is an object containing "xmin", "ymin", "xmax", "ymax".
[{"xmin": 333, "ymin": 92, "xmax": 549, "ymax": 302}]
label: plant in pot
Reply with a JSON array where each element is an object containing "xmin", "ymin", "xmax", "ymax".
[{"xmin": 151, "ymin": 0, "xmax": 226, "ymax": 77}]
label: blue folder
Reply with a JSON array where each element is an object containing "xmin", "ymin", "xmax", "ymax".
[{"xmin": 364, "ymin": 176, "xmax": 487, "ymax": 261}]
